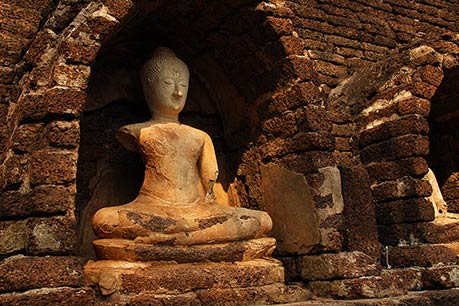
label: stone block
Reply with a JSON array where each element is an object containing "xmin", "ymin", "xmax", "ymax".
[
  {"xmin": 371, "ymin": 177, "xmax": 432, "ymax": 202},
  {"xmin": 30, "ymin": 150, "xmax": 77, "ymax": 185},
  {"xmin": 30, "ymin": 184, "xmax": 75, "ymax": 215},
  {"xmin": 0, "ymin": 221, "xmax": 27, "ymax": 255},
  {"xmin": 279, "ymin": 151, "xmax": 334, "ymax": 174},
  {"xmin": 295, "ymin": 104, "xmax": 331, "ymax": 132},
  {"xmin": 17, "ymin": 92, "xmax": 47, "ymax": 122},
  {"xmin": 360, "ymin": 135, "xmax": 429, "ymax": 163},
  {"xmin": 0, "ymin": 190, "xmax": 29, "ymax": 219},
  {"xmin": 266, "ymin": 82, "xmax": 324, "ymax": 115},
  {"xmin": 340, "ymin": 166, "xmax": 380, "ymax": 260},
  {"xmin": 299, "ymin": 252, "xmax": 380, "ymax": 281},
  {"xmin": 279, "ymin": 56, "xmax": 316, "ymax": 83},
  {"xmin": 45, "ymin": 120, "xmax": 80, "ymax": 148},
  {"xmin": 61, "ymin": 36, "xmax": 100, "ymax": 65},
  {"xmin": 26, "ymin": 216, "xmax": 77, "ymax": 255},
  {"xmin": 359, "ymin": 114, "xmax": 429, "ymax": 147},
  {"xmin": 0, "ymin": 255, "xmax": 84, "ymax": 293},
  {"xmin": 260, "ymin": 163, "xmax": 320, "ymax": 255},
  {"xmin": 289, "ymin": 131, "xmax": 335, "ymax": 152},
  {"xmin": 127, "ymin": 292, "xmax": 200, "ymax": 306},
  {"xmin": 410, "ymin": 81, "xmax": 438, "ymax": 99},
  {"xmin": 84, "ymin": 259, "xmax": 284, "ymax": 296},
  {"xmin": 375, "ymin": 197, "xmax": 435, "ymax": 225},
  {"xmin": 308, "ymin": 270, "xmax": 416, "ymax": 299},
  {"xmin": 422, "ymin": 266, "xmax": 459, "ymax": 289},
  {"xmin": 365, "ymin": 157, "xmax": 429, "ymax": 184},
  {"xmin": 12, "ymin": 123, "xmax": 45, "ymax": 152},
  {"xmin": 102, "ymin": 0, "xmax": 134, "ymax": 20},
  {"xmin": 52, "ymin": 63, "xmax": 91, "ymax": 89},
  {"xmin": 413, "ymin": 65, "xmax": 443, "ymax": 87},
  {"xmin": 45, "ymin": 87, "xmax": 86, "ymax": 116},
  {"xmin": 196, "ymin": 283, "xmax": 311, "ymax": 306},
  {"xmin": 262, "ymin": 112, "xmax": 298, "ymax": 136},
  {"xmin": 397, "ymin": 97, "xmax": 431, "ymax": 117},
  {"xmin": 384, "ymin": 243, "xmax": 458, "ymax": 268},
  {"xmin": 378, "ymin": 218, "xmax": 459, "ymax": 246},
  {"xmin": 0, "ymin": 287, "xmax": 95, "ymax": 306},
  {"xmin": 93, "ymin": 238, "xmax": 276, "ymax": 263},
  {"xmin": 332, "ymin": 123, "xmax": 356, "ymax": 137},
  {"xmin": 4, "ymin": 154, "xmax": 29, "ymax": 187}
]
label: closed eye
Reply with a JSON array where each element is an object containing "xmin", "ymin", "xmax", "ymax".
[{"xmin": 163, "ymin": 79, "xmax": 174, "ymax": 85}]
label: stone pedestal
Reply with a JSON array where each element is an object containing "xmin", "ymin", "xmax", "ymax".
[
  {"xmin": 93, "ymin": 237, "xmax": 276, "ymax": 263},
  {"xmin": 84, "ymin": 259, "xmax": 310, "ymax": 305}
]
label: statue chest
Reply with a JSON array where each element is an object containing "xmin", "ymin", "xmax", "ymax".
[{"xmin": 139, "ymin": 124, "xmax": 203, "ymax": 164}]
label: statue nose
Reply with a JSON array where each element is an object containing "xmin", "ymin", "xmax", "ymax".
[{"xmin": 174, "ymin": 90, "xmax": 184, "ymax": 97}]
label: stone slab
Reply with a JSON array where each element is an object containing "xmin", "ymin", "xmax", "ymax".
[
  {"xmin": 84, "ymin": 259, "xmax": 284, "ymax": 296},
  {"xmin": 299, "ymin": 251, "xmax": 380, "ymax": 281},
  {"xmin": 383, "ymin": 243, "xmax": 459, "ymax": 268},
  {"xmin": 0, "ymin": 287, "xmax": 95, "ymax": 306},
  {"xmin": 0, "ymin": 255, "xmax": 84, "ymax": 293},
  {"xmin": 260, "ymin": 163, "xmax": 320, "ymax": 255},
  {"xmin": 379, "ymin": 217, "xmax": 459, "ymax": 245},
  {"xmin": 340, "ymin": 166, "xmax": 380, "ymax": 260},
  {"xmin": 93, "ymin": 237, "xmax": 276, "ymax": 263},
  {"xmin": 307, "ymin": 269, "xmax": 417, "ymax": 300},
  {"xmin": 289, "ymin": 288, "xmax": 459, "ymax": 305},
  {"xmin": 422, "ymin": 265, "xmax": 459, "ymax": 289}
]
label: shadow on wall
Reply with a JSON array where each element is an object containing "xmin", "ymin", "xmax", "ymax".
[
  {"xmin": 428, "ymin": 67, "xmax": 459, "ymax": 213},
  {"xmin": 75, "ymin": 0, "xmax": 289, "ymax": 258}
]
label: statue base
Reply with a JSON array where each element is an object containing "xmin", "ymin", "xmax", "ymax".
[
  {"xmin": 93, "ymin": 237, "xmax": 276, "ymax": 263},
  {"xmin": 84, "ymin": 259, "xmax": 311, "ymax": 304}
]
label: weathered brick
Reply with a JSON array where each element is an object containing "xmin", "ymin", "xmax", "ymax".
[
  {"xmin": 359, "ymin": 114, "xmax": 429, "ymax": 147},
  {"xmin": 340, "ymin": 166, "xmax": 380, "ymax": 260},
  {"xmin": 0, "ymin": 190, "xmax": 29, "ymax": 219},
  {"xmin": 262, "ymin": 112, "xmax": 297, "ymax": 136},
  {"xmin": 30, "ymin": 150, "xmax": 77, "ymax": 185},
  {"xmin": 279, "ymin": 151, "xmax": 335, "ymax": 174},
  {"xmin": 299, "ymin": 252, "xmax": 380, "ymax": 281},
  {"xmin": 0, "ymin": 255, "xmax": 84, "ymax": 293},
  {"xmin": 375, "ymin": 197, "xmax": 435, "ymax": 225},
  {"xmin": 52, "ymin": 63, "xmax": 91, "ymax": 89},
  {"xmin": 385, "ymin": 244, "xmax": 458, "ymax": 268},
  {"xmin": 0, "ymin": 221, "xmax": 27, "ymax": 255},
  {"xmin": 360, "ymin": 135, "xmax": 429, "ymax": 163},
  {"xmin": 365, "ymin": 157, "xmax": 429, "ymax": 184},
  {"xmin": 30, "ymin": 184, "xmax": 75, "ymax": 215},
  {"xmin": 26, "ymin": 216, "xmax": 77, "ymax": 255},
  {"xmin": 378, "ymin": 219, "xmax": 459, "ymax": 246},
  {"xmin": 45, "ymin": 120, "xmax": 80, "ymax": 148},
  {"xmin": 422, "ymin": 266, "xmax": 459, "ymax": 289},
  {"xmin": 296, "ymin": 105, "xmax": 331, "ymax": 132},
  {"xmin": 371, "ymin": 177, "xmax": 432, "ymax": 202},
  {"xmin": 45, "ymin": 87, "xmax": 86, "ymax": 116},
  {"xmin": 4, "ymin": 154, "xmax": 29, "ymax": 187},
  {"xmin": 12, "ymin": 123, "xmax": 45, "ymax": 152},
  {"xmin": 101, "ymin": 0, "xmax": 134, "ymax": 20},
  {"xmin": 0, "ymin": 287, "xmax": 95, "ymax": 305}
]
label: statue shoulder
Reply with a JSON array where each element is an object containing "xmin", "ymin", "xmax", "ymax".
[
  {"xmin": 183, "ymin": 125, "xmax": 213, "ymax": 142},
  {"xmin": 116, "ymin": 122, "xmax": 152, "ymax": 151}
]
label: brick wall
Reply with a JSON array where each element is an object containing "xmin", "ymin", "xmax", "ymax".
[{"xmin": 1, "ymin": 0, "xmax": 459, "ymax": 303}]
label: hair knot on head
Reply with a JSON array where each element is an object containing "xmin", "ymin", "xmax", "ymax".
[{"xmin": 140, "ymin": 47, "xmax": 189, "ymax": 83}]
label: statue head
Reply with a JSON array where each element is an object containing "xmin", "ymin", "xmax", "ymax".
[{"xmin": 140, "ymin": 47, "xmax": 190, "ymax": 118}]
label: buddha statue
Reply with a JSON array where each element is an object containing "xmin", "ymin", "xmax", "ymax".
[{"xmin": 92, "ymin": 47, "xmax": 272, "ymax": 247}]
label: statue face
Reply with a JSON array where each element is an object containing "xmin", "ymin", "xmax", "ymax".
[{"xmin": 144, "ymin": 60, "xmax": 189, "ymax": 117}]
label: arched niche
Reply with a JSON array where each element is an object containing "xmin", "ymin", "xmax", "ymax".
[
  {"xmin": 76, "ymin": 0, "xmax": 288, "ymax": 257},
  {"xmin": 427, "ymin": 66, "xmax": 459, "ymax": 213}
]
